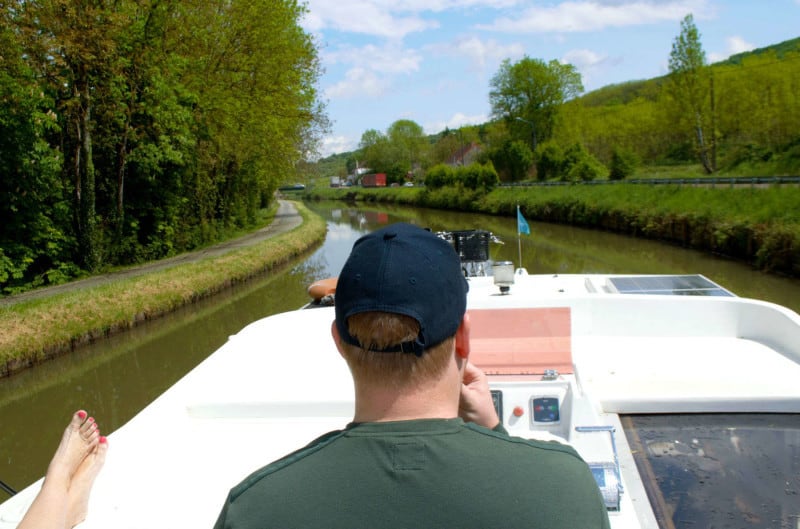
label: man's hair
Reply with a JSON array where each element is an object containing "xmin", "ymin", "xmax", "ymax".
[{"xmin": 339, "ymin": 311, "xmax": 455, "ymax": 387}]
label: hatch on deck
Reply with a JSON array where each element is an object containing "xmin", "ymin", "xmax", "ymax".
[{"xmin": 468, "ymin": 307, "xmax": 572, "ymax": 376}]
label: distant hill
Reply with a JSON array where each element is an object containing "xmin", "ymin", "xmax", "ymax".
[
  {"xmin": 315, "ymin": 36, "xmax": 800, "ymax": 161},
  {"xmin": 579, "ymin": 36, "xmax": 800, "ymax": 108},
  {"xmin": 723, "ymin": 36, "xmax": 800, "ymax": 65},
  {"xmin": 577, "ymin": 78, "xmax": 661, "ymax": 107}
]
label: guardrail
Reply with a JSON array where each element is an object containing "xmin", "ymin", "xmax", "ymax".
[{"xmin": 500, "ymin": 176, "xmax": 800, "ymax": 188}]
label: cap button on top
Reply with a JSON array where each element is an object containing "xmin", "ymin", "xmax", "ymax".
[{"xmin": 383, "ymin": 231, "xmax": 397, "ymax": 240}]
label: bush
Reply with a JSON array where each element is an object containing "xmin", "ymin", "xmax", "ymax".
[
  {"xmin": 609, "ymin": 147, "xmax": 639, "ymax": 180},
  {"xmin": 562, "ymin": 143, "xmax": 607, "ymax": 181},
  {"xmin": 424, "ymin": 162, "xmax": 498, "ymax": 191},
  {"xmin": 724, "ymin": 143, "xmax": 774, "ymax": 168},
  {"xmin": 476, "ymin": 162, "xmax": 500, "ymax": 191},
  {"xmin": 567, "ymin": 158, "xmax": 605, "ymax": 181},
  {"xmin": 424, "ymin": 164, "xmax": 452, "ymax": 189},
  {"xmin": 535, "ymin": 141, "xmax": 565, "ymax": 181}
]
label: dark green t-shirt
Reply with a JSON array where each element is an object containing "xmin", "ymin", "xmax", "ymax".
[{"xmin": 214, "ymin": 418, "xmax": 611, "ymax": 529}]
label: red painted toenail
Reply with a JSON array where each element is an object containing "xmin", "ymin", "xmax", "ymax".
[
  {"xmin": 99, "ymin": 436, "xmax": 108, "ymax": 444},
  {"xmin": 78, "ymin": 410, "xmax": 87, "ymax": 420}
]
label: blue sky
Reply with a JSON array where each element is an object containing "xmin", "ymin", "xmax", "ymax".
[{"xmin": 301, "ymin": 0, "xmax": 800, "ymax": 158}]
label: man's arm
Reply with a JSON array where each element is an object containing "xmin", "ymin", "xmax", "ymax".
[{"xmin": 458, "ymin": 361, "xmax": 500, "ymax": 429}]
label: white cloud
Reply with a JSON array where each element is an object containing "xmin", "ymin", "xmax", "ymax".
[
  {"xmin": 561, "ymin": 48, "xmax": 622, "ymax": 88},
  {"xmin": 725, "ymin": 35, "xmax": 755, "ymax": 55},
  {"xmin": 708, "ymin": 35, "xmax": 755, "ymax": 63},
  {"xmin": 324, "ymin": 44, "xmax": 422, "ymax": 74},
  {"xmin": 562, "ymin": 48, "xmax": 608, "ymax": 69},
  {"xmin": 424, "ymin": 111, "xmax": 489, "ymax": 134},
  {"xmin": 391, "ymin": 0, "xmax": 520, "ymax": 10},
  {"xmin": 325, "ymin": 67, "xmax": 389, "ymax": 98},
  {"xmin": 322, "ymin": 42, "xmax": 423, "ymax": 99},
  {"xmin": 477, "ymin": 0, "xmax": 715, "ymax": 33},
  {"xmin": 319, "ymin": 135, "xmax": 359, "ymax": 158},
  {"xmin": 302, "ymin": 0, "xmax": 439, "ymax": 38},
  {"xmin": 427, "ymin": 36, "xmax": 525, "ymax": 71}
]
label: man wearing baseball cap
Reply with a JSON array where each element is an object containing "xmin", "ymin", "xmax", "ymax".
[{"xmin": 215, "ymin": 223, "xmax": 610, "ymax": 528}]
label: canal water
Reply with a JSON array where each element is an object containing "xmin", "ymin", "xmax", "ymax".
[{"xmin": 1, "ymin": 200, "xmax": 799, "ymax": 496}]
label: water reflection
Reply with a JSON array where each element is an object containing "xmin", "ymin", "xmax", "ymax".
[{"xmin": 1, "ymin": 200, "xmax": 798, "ymax": 493}]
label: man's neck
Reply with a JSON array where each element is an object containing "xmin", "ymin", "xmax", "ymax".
[{"xmin": 352, "ymin": 378, "xmax": 460, "ymax": 423}]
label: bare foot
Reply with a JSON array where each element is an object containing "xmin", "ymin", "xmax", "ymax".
[
  {"xmin": 17, "ymin": 411, "xmax": 103, "ymax": 529},
  {"xmin": 66, "ymin": 436, "xmax": 108, "ymax": 528},
  {"xmin": 45, "ymin": 411, "xmax": 100, "ymax": 490}
]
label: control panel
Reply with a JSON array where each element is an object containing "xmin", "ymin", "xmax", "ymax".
[
  {"xmin": 489, "ymin": 380, "xmax": 572, "ymax": 438},
  {"xmin": 488, "ymin": 378, "xmax": 624, "ymax": 514},
  {"xmin": 531, "ymin": 397, "xmax": 560, "ymax": 423}
]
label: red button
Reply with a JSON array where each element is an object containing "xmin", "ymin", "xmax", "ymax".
[{"xmin": 513, "ymin": 406, "xmax": 524, "ymax": 417}]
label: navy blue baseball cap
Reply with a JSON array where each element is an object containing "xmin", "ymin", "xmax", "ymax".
[{"xmin": 335, "ymin": 223, "xmax": 469, "ymax": 356}]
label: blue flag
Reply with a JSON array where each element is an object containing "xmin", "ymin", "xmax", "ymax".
[{"xmin": 517, "ymin": 206, "xmax": 530, "ymax": 235}]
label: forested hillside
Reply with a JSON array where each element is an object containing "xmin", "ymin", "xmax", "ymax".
[
  {"xmin": 0, "ymin": 1, "xmax": 327, "ymax": 295},
  {"xmin": 557, "ymin": 36, "xmax": 800, "ymax": 173}
]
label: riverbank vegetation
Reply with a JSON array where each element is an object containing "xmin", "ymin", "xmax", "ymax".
[
  {"xmin": 0, "ymin": 1, "xmax": 327, "ymax": 296},
  {"xmin": 306, "ymin": 184, "xmax": 800, "ymax": 278},
  {"xmin": 0, "ymin": 203, "xmax": 326, "ymax": 377}
]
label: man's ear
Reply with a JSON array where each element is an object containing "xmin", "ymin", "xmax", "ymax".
[
  {"xmin": 455, "ymin": 313, "xmax": 471, "ymax": 359},
  {"xmin": 331, "ymin": 320, "xmax": 346, "ymax": 357}
]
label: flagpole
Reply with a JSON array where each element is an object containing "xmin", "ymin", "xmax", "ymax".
[{"xmin": 517, "ymin": 205, "xmax": 523, "ymax": 267}]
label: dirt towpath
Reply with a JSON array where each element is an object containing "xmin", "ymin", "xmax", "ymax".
[{"xmin": 0, "ymin": 200, "xmax": 302, "ymax": 307}]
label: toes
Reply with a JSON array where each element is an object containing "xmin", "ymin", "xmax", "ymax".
[
  {"xmin": 78, "ymin": 416, "xmax": 100, "ymax": 444},
  {"xmin": 96, "ymin": 437, "xmax": 109, "ymax": 461},
  {"xmin": 71, "ymin": 410, "xmax": 88, "ymax": 431}
]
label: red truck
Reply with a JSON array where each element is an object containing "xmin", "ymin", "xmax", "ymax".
[{"xmin": 361, "ymin": 173, "xmax": 387, "ymax": 187}]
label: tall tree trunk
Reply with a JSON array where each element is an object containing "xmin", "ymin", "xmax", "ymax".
[
  {"xmin": 115, "ymin": 127, "xmax": 129, "ymax": 236},
  {"xmin": 709, "ymin": 72, "xmax": 717, "ymax": 172},
  {"xmin": 75, "ymin": 70, "xmax": 98, "ymax": 271}
]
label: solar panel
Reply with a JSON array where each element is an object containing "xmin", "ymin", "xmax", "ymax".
[{"xmin": 607, "ymin": 275, "xmax": 733, "ymax": 296}]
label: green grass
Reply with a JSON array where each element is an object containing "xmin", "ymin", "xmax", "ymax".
[
  {"xmin": 0, "ymin": 202, "xmax": 326, "ymax": 376},
  {"xmin": 632, "ymin": 164, "xmax": 708, "ymax": 179}
]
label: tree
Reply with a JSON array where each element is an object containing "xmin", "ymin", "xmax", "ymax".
[
  {"xmin": 13, "ymin": 0, "xmax": 134, "ymax": 270},
  {"xmin": 489, "ymin": 56, "xmax": 583, "ymax": 151},
  {"xmin": 358, "ymin": 120, "xmax": 428, "ymax": 181},
  {"xmin": 0, "ymin": 14, "xmax": 72, "ymax": 292},
  {"xmin": 667, "ymin": 14, "xmax": 715, "ymax": 173},
  {"xmin": 432, "ymin": 129, "xmax": 462, "ymax": 165},
  {"xmin": 2, "ymin": 0, "xmax": 327, "ymax": 292},
  {"xmin": 386, "ymin": 119, "xmax": 429, "ymax": 177},
  {"xmin": 358, "ymin": 129, "xmax": 389, "ymax": 172},
  {"xmin": 431, "ymin": 127, "xmax": 481, "ymax": 166}
]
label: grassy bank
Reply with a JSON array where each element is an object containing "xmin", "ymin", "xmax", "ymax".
[
  {"xmin": 307, "ymin": 184, "xmax": 800, "ymax": 276},
  {"xmin": 0, "ymin": 202, "xmax": 326, "ymax": 377}
]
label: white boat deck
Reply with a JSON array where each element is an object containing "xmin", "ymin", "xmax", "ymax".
[{"xmin": 1, "ymin": 273, "xmax": 799, "ymax": 529}]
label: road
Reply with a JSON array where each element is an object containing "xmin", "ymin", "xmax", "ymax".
[{"xmin": 0, "ymin": 200, "xmax": 302, "ymax": 307}]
